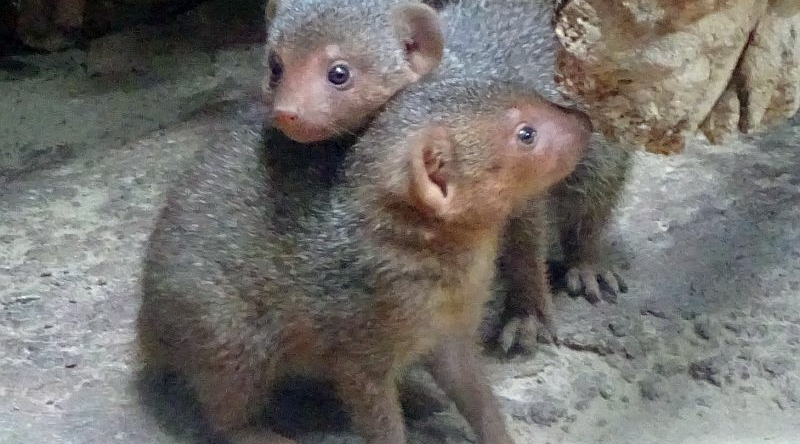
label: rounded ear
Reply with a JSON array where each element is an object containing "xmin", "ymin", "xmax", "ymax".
[
  {"xmin": 408, "ymin": 125, "xmax": 455, "ymax": 217},
  {"xmin": 389, "ymin": 3, "xmax": 444, "ymax": 78},
  {"xmin": 265, "ymin": 0, "xmax": 280, "ymax": 24}
]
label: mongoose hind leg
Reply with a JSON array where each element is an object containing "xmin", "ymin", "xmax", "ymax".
[
  {"xmin": 496, "ymin": 203, "xmax": 558, "ymax": 355},
  {"xmin": 558, "ymin": 202, "xmax": 628, "ymax": 304},
  {"xmin": 552, "ymin": 140, "xmax": 632, "ymax": 304}
]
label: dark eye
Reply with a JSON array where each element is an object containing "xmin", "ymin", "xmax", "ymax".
[
  {"xmin": 327, "ymin": 63, "xmax": 351, "ymax": 87},
  {"xmin": 516, "ymin": 125, "xmax": 537, "ymax": 146},
  {"xmin": 268, "ymin": 52, "xmax": 283, "ymax": 86}
]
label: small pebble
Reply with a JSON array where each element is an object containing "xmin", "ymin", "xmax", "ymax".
[
  {"xmin": 638, "ymin": 376, "xmax": 666, "ymax": 401},
  {"xmin": 679, "ymin": 307, "xmax": 699, "ymax": 320},
  {"xmin": 608, "ymin": 317, "xmax": 632, "ymax": 337},
  {"xmin": 689, "ymin": 355, "xmax": 725, "ymax": 387},
  {"xmin": 527, "ymin": 395, "xmax": 568, "ymax": 427},
  {"xmin": 653, "ymin": 357, "xmax": 688, "ymax": 377},
  {"xmin": 694, "ymin": 315, "xmax": 719, "ymax": 341},
  {"xmin": 763, "ymin": 357, "xmax": 793, "ymax": 377},
  {"xmin": 623, "ymin": 337, "xmax": 643, "ymax": 359}
]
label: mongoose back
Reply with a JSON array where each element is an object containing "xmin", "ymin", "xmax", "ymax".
[
  {"xmin": 138, "ymin": 77, "xmax": 592, "ymax": 444},
  {"xmin": 263, "ymin": 0, "xmax": 443, "ymax": 142}
]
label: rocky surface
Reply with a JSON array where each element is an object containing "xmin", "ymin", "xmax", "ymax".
[{"xmin": 2, "ymin": 22, "xmax": 800, "ymax": 444}]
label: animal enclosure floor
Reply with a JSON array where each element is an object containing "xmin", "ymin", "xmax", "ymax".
[{"xmin": 2, "ymin": 26, "xmax": 800, "ymax": 444}]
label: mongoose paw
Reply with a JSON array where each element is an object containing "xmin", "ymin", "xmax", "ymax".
[
  {"xmin": 398, "ymin": 375, "xmax": 449, "ymax": 419},
  {"xmin": 565, "ymin": 265, "xmax": 628, "ymax": 304},
  {"xmin": 499, "ymin": 314, "xmax": 558, "ymax": 356}
]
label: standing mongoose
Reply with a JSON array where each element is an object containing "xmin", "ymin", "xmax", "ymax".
[
  {"xmin": 137, "ymin": 77, "xmax": 592, "ymax": 444},
  {"xmin": 437, "ymin": 0, "xmax": 633, "ymax": 351},
  {"xmin": 263, "ymin": 0, "xmax": 443, "ymax": 143}
]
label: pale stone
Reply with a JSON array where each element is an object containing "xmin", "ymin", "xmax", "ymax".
[{"xmin": 554, "ymin": 0, "xmax": 773, "ymax": 154}]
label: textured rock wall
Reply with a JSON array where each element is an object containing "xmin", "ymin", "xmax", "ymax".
[{"xmin": 555, "ymin": 0, "xmax": 800, "ymax": 154}]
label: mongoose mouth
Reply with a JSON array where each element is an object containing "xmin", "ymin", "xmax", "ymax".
[{"xmin": 272, "ymin": 113, "xmax": 336, "ymax": 143}]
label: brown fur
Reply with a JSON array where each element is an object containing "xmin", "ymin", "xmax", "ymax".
[{"xmin": 138, "ymin": 79, "xmax": 590, "ymax": 444}]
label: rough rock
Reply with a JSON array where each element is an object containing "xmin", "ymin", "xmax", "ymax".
[
  {"xmin": 735, "ymin": 0, "xmax": 800, "ymax": 135},
  {"xmin": 571, "ymin": 371, "xmax": 608, "ymax": 410},
  {"xmin": 555, "ymin": 0, "xmax": 800, "ymax": 154}
]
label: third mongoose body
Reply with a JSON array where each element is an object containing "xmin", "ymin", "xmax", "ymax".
[{"xmin": 138, "ymin": 76, "xmax": 591, "ymax": 444}]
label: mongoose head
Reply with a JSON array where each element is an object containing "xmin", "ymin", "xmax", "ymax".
[
  {"xmin": 357, "ymin": 78, "xmax": 592, "ymax": 234},
  {"xmin": 264, "ymin": 0, "xmax": 444, "ymax": 143}
]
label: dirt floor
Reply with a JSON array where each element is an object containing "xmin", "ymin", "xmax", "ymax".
[{"xmin": 2, "ymin": 11, "xmax": 800, "ymax": 444}]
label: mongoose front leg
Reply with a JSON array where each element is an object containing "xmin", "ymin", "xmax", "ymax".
[
  {"xmin": 336, "ymin": 370, "xmax": 406, "ymax": 444},
  {"xmin": 551, "ymin": 141, "xmax": 632, "ymax": 304},
  {"xmin": 558, "ymin": 206, "xmax": 628, "ymax": 304},
  {"xmin": 189, "ymin": 365, "xmax": 280, "ymax": 444},
  {"xmin": 497, "ymin": 203, "xmax": 557, "ymax": 355},
  {"xmin": 425, "ymin": 339, "xmax": 515, "ymax": 444}
]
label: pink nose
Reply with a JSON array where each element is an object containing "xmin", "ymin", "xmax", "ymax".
[{"xmin": 272, "ymin": 109, "xmax": 299, "ymax": 128}]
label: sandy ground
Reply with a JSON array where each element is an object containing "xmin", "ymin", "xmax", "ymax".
[{"xmin": 2, "ymin": 13, "xmax": 800, "ymax": 444}]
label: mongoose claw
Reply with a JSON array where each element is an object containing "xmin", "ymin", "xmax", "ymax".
[
  {"xmin": 566, "ymin": 265, "xmax": 627, "ymax": 304},
  {"xmin": 499, "ymin": 314, "xmax": 558, "ymax": 356}
]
